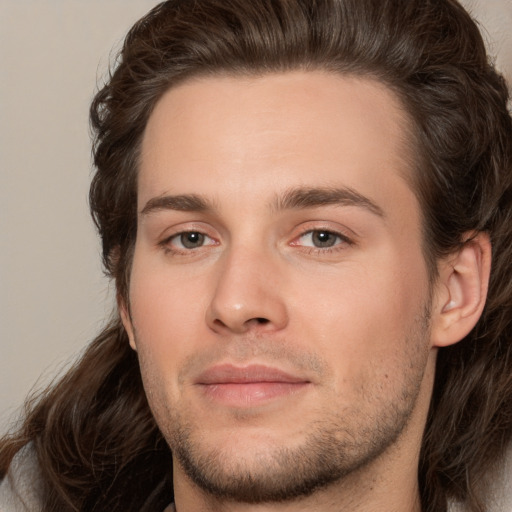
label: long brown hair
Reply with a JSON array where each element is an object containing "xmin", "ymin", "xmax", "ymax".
[{"xmin": 2, "ymin": 1, "xmax": 512, "ymax": 511}]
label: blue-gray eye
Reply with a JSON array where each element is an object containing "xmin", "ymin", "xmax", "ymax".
[
  {"xmin": 310, "ymin": 230, "xmax": 339, "ymax": 248},
  {"xmin": 180, "ymin": 232, "xmax": 205, "ymax": 249}
]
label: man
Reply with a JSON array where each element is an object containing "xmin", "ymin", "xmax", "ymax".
[{"xmin": 1, "ymin": 0, "xmax": 512, "ymax": 511}]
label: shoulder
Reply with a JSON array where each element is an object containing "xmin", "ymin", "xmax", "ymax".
[{"xmin": 0, "ymin": 444, "xmax": 43, "ymax": 511}]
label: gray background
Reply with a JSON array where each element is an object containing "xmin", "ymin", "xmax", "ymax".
[{"xmin": 1, "ymin": 0, "xmax": 511, "ymax": 433}]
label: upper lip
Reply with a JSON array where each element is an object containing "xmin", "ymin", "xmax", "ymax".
[{"xmin": 195, "ymin": 364, "xmax": 310, "ymax": 384}]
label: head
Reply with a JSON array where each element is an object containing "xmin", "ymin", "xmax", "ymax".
[{"xmin": 89, "ymin": 0, "xmax": 512, "ymax": 509}]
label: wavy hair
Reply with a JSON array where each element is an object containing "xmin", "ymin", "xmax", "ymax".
[{"xmin": 1, "ymin": 1, "xmax": 512, "ymax": 511}]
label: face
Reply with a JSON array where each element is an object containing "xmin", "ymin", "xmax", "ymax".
[{"xmin": 123, "ymin": 71, "xmax": 436, "ymax": 504}]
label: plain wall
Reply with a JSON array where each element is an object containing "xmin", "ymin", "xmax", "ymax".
[
  {"xmin": 1, "ymin": 0, "xmax": 511, "ymax": 433},
  {"xmin": 0, "ymin": 0, "xmax": 158, "ymax": 432}
]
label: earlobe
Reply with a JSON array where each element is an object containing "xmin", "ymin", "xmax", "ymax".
[
  {"xmin": 119, "ymin": 296, "xmax": 137, "ymax": 351},
  {"xmin": 431, "ymin": 232, "xmax": 491, "ymax": 348}
]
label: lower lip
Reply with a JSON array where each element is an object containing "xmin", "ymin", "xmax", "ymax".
[{"xmin": 199, "ymin": 382, "xmax": 310, "ymax": 406}]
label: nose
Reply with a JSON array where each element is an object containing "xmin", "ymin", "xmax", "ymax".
[{"xmin": 205, "ymin": 246, "xmax": 289, "ymax": 335}]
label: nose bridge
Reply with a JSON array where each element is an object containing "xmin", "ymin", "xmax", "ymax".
[{"xmin": 206, "ymin": 240, "xmax": 288, "ymax": 333}]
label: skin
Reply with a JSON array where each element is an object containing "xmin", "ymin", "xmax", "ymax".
[{"xmin": 121, "ymin": 71, "xmax": 490, "ymax": 511}]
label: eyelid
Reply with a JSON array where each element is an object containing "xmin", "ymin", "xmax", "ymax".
[
  {"xmin": 156, "ymin": 221, "xmax": 356, "ymax": 256},
  {"xmin": 290, "ymin": 225, "xmax": 355, "ymax": 246},
  {"xmin": 167, "ymin": 231, "xmax": 216, "ymax": 249},
  {"xmin": 158, "ymin": 223, "xmax": 220, "ymax": 254},
  {"xmin": 157, "ymin": 220, "xmax": 216, "ymax": 241}
]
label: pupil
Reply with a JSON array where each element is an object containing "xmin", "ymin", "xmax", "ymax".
[
  {"xmin": 181, "ymin": 232, "xmax": 204, "ymax": 248},
  {"xmin": 313, "ymin": 231, "xmax": 335, "ymax": 247}
]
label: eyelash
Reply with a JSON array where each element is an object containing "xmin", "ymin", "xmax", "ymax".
[
  {"xmin": 159, "ymin": 231, "xmax": 217, "ymax": 255},
  {"xmin": 159, "ymin": 228, "xmax": 354, "ymax": 256},
  {"xmin": 292, "ymin": 228, "xmax": 354, "ymax": 254}
]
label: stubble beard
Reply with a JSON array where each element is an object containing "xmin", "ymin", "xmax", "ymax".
[
  {"xmin": 144, "ymin": 308, "xmax": 432, "ymax": 505},
  {"xmin": 170, "ymin": 403, "xmax": 419, "ymax": 504}
]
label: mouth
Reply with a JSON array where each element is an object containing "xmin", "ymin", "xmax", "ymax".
[{"xmin": 195, "ymin": 364, "xmax": 311, "ymax": 406}]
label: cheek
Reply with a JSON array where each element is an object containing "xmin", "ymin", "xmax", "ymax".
[
  {"xmin": 288, "ymin": 249, "xmax": 430, "ymax": 382},
  {"xmin": 127, "ymin": 261, "xmax": 208, "ymax": 418},
  {"xmin": 128, "ymin": 252, "xmax": 211, "ymax": 365}
]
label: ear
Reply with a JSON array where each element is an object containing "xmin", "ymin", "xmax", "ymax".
[
  {"xmin": 431, "ymin": 232, "xmax": 491, "ymax": 348},
  {"xmin": 118, "ymin": 295, "xmax": 137, "ymax": 351}
]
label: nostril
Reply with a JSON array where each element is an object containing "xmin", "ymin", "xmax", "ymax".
[{"xmin": 211, "ymin": 317, "xmax": 269, "ymax": 331}]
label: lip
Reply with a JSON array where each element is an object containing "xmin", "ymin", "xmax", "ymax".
[
  {"xmin": 195, "ymin": 364, "xmax": 311, "ymax": 406},
  {"xmin": 196, "ymin": 364, "xmax": 309, "ymax": 385}
]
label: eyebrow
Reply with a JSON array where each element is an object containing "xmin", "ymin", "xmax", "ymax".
[
  {"xmin": 274, "ymin": 186, "xmax": 384, "ymax": 217},
  {"xmin": 140, "ymin": 186, "xmax": 384, "ymax": 218},
  {"xmin": 141, "ymin": 194, "xmax": 214, "ymax": 215}
]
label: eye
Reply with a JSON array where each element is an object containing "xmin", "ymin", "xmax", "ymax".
[
  {"xmin": 295, "ymin": 229, "xmax": 350, "ymax": 249},
  {"xmin": 166, "ymin": 231, "xmax": 214, "ymax": 250},
  {"xmin": 178, "ymin": 232, "xmax": 205, "ymax": 249}
]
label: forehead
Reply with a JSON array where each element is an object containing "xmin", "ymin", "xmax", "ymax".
[{"xmin": 138, "ymin": 71, "xmax": 417, "ymax": 216}]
